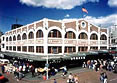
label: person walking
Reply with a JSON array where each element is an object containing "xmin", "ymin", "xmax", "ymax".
[
  {"xmin": 103, "ymin": 72, "xmax": 108, "ymax": 83},
  {"xmin": 54, "ymin": 79, "xmax": 57, "ymax": 83},
  {"xmin": 1, "ymin": 65, "xmax": 5, "ymax": 74},
  {"xmin": 74, "ymin": 74, "xmax": 79, "ymax": 83},
  {"xmin": 31, "ymin": 65, "xmax": 35, "ymax": 77},
  {"xmin": 100, "ymin": 72, "xmax": 104, "ymax": 83}
]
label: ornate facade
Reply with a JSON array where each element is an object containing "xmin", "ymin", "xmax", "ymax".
[{"xmin": 1, "ymin": 18, "xmax": 109, "ymax": 56}]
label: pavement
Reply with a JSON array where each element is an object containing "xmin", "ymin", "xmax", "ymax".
[{"xmin": 1, "ymin": 67, "xmax": 117, "ymax": 83}]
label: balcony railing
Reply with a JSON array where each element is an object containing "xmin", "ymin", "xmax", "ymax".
[
  {"xmin": 90, "ymin": 40, "xmax": 98, "ymax": 46},
  {"xmin": 78, "ymin": 39, "xmax": 88, "ymax": 46},
  {"xmin": 64, "ymin": 39, "xmax": 77, "ymax": 45},
  {"xmin": 48, "ymin": 38, "xmax": 62, "ymax": 44},
  {"xmin": 100, "ymin": 40, "xmax": 107, "ymax": 45},
  {"xmin": 36, "ymin": 38, "xmax": 44, "ymax": 44}
]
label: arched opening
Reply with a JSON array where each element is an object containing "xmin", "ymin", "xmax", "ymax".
[
  {"xmin": 22, "ymin": 33, "xmax": 27, "ymax": 40},
  {"xmin": 28, "ymin": 32, "xmax": 34, "ymax": 39},
  {"xmin": 100, "ymin": 34, "xmax": 107, "ymax": 40},
  {"xmin": 36, "ymin": 30, "xmax": 43, "ymax": 38},
  {"xmin": 6, "ymin": 37, "xmax": 8, "ymax": 42},
  {"xmin": 48, "ymin": 29, "xmax": 62, "ymax": 38},
  {"xmin": 9, "ymin": 36, "xmax": 12, "ymax": 41},
  {"xmin": 65, "ymin": 31, "xmax": 76, "ymax": 39},
  {"xmin": 17, "ymin": 34, "xmax": 21, "ymax": 40},
  {"xmin": 13, "ymin": 36, "xmax": 16, "ymax": 41},
  {"xmin": 90, "ymin": 33, "xmax": 98, "ymax": 40},
  {"xmin": 78, "ymin": 32, "xmax": 88, "ymax": 39}
]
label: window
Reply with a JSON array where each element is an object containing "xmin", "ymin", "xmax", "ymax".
[
  {"xmin": 48, "ymin": 29, "xmax": 62, "ymax": 38},
  {"xmin": 6, "ymin": 37, "xmax": 8, "ymax": 42},
  {"xmin": 3, "ymin": 37, "xmax": 4, "ymax": 41},
  {"xmin": 100, "ymin": 34, "xmax": 107, "ymax": 40},
  {"xmin": 6, "ymin": 46, "xmax": 8, "ymax": 50},
  {"xmin": 2, "ymin": 44, "xmax": 5, "ymax": 48},
  {"xmin": 28, "ymin": 46, "xmax": 34, "ymax": 52},
  {"xmin": 36, "ymin": 46, "xmax": 44, "ymax": 53},
  {"xmin": 90, "ymin": 33, "xmax": 98, "ymax": 40},
  {"xmin": 9, "ymin": 36, "xmax": 12, "ymax": 41},
  {"xmin": 22, "ymin": 46, "xmax": 27, "ymax": 52},
  {"xmin": 100, "ymin": 47, "xmax": 107, "ymax": 50},
  {"xmin": 64, "ymin": 47, "xmax": 76, "ymax": 53},
  {"xmin": 36, "ymin": 30, "xmax": 43, "ymax": 38},
  {"xmin": 13, "ymin": 46, "xmax": 16, "ymax": 51},
  {"xmin": 90, "ymin": 47, "xmax": 98, "ymax": 51},
  {"xmin": 65, "ymin": 31, "xmax": 76, "ymax": 39},
  {"xmin": 13, "ymin": 36, "xmax": 16, "ymax": 41},
  {"xmin": 81, "ymin": 21, "xmax": 86, "ymax": 28},
  {"xmin": 17, "ymin": 34, "xmax": 21, "ymax": 40},
  {"xmin": 28, "ymin": 32, "xmax": 34, "ymax": 39},
  {"xmin": 78, "ymin": 47, "xmax": 88, "ymax": 52},
  {"xmin": 22, "ymin": 33, "xmax": 27, "ymax": 40},
  {"xmin": 48, "ymin": 46, "xmax": 62, "ymax": 53},
  {"xmin": 78, "ymin": 32, "xmax": 88, "ymax": 39},
  {"xmin": 17, "ymin": 46, "xmax": 21, "ymax": 51},
  {"xmin": 9, "ymin": 46, "xmax": 12, "ymax": 50}
]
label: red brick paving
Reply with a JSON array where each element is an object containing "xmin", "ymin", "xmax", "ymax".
[{"xmin": 1, "ymin": 69, "xmax": 117, "ymax": 83}]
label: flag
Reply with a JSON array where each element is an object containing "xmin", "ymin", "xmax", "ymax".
[{"xmin": 82, "ymin": 7, "xmax": 88, "ymax": 13}]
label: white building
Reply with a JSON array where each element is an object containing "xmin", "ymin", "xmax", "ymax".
[
  {"xmin": 109, "ymin": 25, "xmax": 117, "ymax": 50},
  {"xmin": 1, "ymin": 18, "xmax": 109, "ymax": 56}
]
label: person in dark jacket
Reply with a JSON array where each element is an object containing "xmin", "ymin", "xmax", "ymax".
[{"xmin": 1, "ymin": 65, "xmax": 5, "ymax": 74}]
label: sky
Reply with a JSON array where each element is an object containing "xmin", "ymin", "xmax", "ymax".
[{"xmin": 0, "ymin": 0, "xmax": 117, "ymax": 33}]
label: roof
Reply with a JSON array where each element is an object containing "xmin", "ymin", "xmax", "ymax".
[{"xmin": 1, "ymin": 52, "xmax": 87, "ymax": 61}]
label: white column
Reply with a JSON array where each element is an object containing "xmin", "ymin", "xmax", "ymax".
[
  {"xmin": 34, "ymin": 22, "xmax": 36, "ymax": 54},
  {"xmin": 62, "ymin": 22, "xmax": 65, "ymax": 55},
  {"xmin": 98, "ymin": 27, "xmax": 100, "ymax": 50},
  {"xmin": 43, "ymin": 18, "xmax": 48, "ymax": 55},
  {"xmin": 107, "ymin": 28, "xmax": 109, "ymax": 49},
  {"xmin": 88, "ymin": 23, "xmax": 90, "ymax": 51},
  {"xmin": 76, "ymin": 20, "xmax": 79, "ymax": 53}
]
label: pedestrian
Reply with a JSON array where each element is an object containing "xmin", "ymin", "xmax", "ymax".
[
  {"xmin": 100, "ymin": 72, "xmax": 104, "ymax": 83},
  {"xmin": 1, "ymin": 65, "xmax": 5, "ymax": 74},
  {"xmin": 68, "ymin": 73, "xmax": 74, "ymax": 82},
  {"xmin": 54, "ymin": 79, "xmax": 57, "ymax": 83},
  {"xmin": 103, "ymin": 72, "xmax": 108, "ymax": 83},
  {"xmin": 74, "ymin": 74, "xmax": 79, "ymax": 83},
  {"xmin": 31, "ymin": 65, "xmax": 35, "ymax": 77}
]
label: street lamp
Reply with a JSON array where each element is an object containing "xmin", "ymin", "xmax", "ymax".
[{"xmin": 45, "ymin": 26, "xmax": 49, "ymax": 80}]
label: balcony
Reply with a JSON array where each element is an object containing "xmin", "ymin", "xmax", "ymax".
[
  {"xmin": 64, "ymin": 39, "xmax": 77, "ymax": 45},
  {"xmin": 28, "ymin": 39, "xmax": 35, "ymax": 44},
  {"xmin": 90, "ymin": 40, "xmax": 98, "ymax": 46},
  {"xmin": 100, "ymin": 40, "xmax": 107, "ymax": 45},
  {"xmin": 48, "ymin": 38, "xmax": 62, "ymax": 44},
  {"xmin": 78, "ymin": 39, "xmax": 88, "ymax": 46},
  {"xmin": 36, "ymin": 38, "xmax": 44, "ymax": 44}
]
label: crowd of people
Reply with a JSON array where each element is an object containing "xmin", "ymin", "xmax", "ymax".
[
  {"xmin": 1, "ymin": 57, "xmax": 117, "ymax": 83},
  {"xmin": 82, "ymin": 59, "xmax": 117, "ymax": 72},
  {"xmin": 82, "ymin": 58, "xmax": 117, "ymax": 83},
  {"xmin": 0, "ymin": 59, "xmax": 69, "ymax": 82}
]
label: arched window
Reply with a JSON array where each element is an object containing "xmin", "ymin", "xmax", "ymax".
[
  {"xmin": 100, "ymin": 34, "xmax": 107, "ymax": 40},
  {"xmin": 28, "ymin": 32, "xmax": 34, "ymax": 39},
  {"xmin": 78, "ymin": 32, "xmax": 88, "ymax": 39},
  {"xmin": 90, "ymin": 33, "xmax": 98, "ymax": 40},
  {"xmin": 6, "ymin": 37, "xmax": 8, "ymax": 42},
  {"xmin": 48, "ymin": 29, "xmax": 62, "ymax": 38},
  {"xmin": 13, "ymin": 36, "xmax": 16, "ymax": 41},
  {"xmin": 65, "ymin": 31, "xmax": 76, "ymax": 39},
  {"xmin": 22, "ymin": 33, "xmax": 27, "ymax": 40},
  {"xmin": 36, "ymin": 30, "xmax": 43, "ymax": 38},
  {"xmin": 9, "ymin": 36, "xmax": 12, "ymax": 41},
  {"xmin": 17, "ymin": 34, "xmax": 21, "ymax": 40}
]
